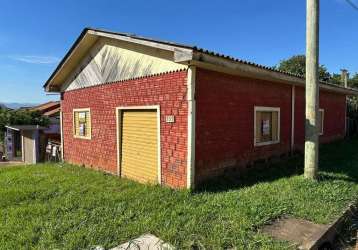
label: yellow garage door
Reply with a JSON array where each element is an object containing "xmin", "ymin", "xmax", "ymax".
[{"xmin": 121, "ymin": 110, "xmax": 158, "ymax": 183}]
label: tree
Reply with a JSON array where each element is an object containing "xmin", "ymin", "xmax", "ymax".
[
  {"xmin": 329, "ymin": 72, "xmax": 358, "ymax": 87},
  {"xmin": 0, "ymin": 109, "xmax": 50, "ymax": 143},
  {"xmin": 347, "ymin": 73, "xmax": 358, "ymax": 133},
  {"xmin": 276, "ymin": 55, "xmax": 331, "ymax": 82},
  {"xmin": 329, "ymin": 73, "xmax": 342, "ymax": 85},
  {"xmin": 349, "ymin": 73, "xmax": 358, "ymax": 88}
]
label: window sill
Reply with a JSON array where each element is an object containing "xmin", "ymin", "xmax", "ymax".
[
  {"xmin": 254, "ymin": 140, "xmax": 280, "ymax": 147},
  {"xmin": 73, "ymin": 135, "xmax": 92, "ymax": 140}
]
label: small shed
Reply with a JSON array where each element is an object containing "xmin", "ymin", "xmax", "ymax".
[{"xmin": 5, "ymin": 125, "xmax": 46, "ymax": 164}]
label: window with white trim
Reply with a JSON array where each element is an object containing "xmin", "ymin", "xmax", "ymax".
[
  {"xmin": 318, "ymin": 109, "xmax": 324, "ymax": 135},
  {"xmin": 73, "ymin": 109, "xmax": 91, "ymax": 139},
  {"xmin": 254, "ymin": 106, "xmax": 280, "ymax": 146}
]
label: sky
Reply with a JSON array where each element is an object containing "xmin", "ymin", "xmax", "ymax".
[{"xmin": 0, "ymin": 0, "xmax": 357, "ymax": 103}]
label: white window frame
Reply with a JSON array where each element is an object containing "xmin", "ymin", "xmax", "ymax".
[
  {"xmin": 319, "ymin": 108, "xmax": 324, "ymax": 135},
  {"xmin": 73, "ymin": 108, "xmax": 92, "ymax": 140},
  {"xmin": 254, "ymin": 106, "xmax": 281, "ymax": 147}
]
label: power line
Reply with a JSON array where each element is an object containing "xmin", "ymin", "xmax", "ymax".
[{"xmin": 345, "ymin": 0, "xmax": 358, "ymax": 10}]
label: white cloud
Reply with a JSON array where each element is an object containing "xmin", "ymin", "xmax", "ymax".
[{"xmin": 9, "ymin": 55, "xmax": 60, "ymax": 64}]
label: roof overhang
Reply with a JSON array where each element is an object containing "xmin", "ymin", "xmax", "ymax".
[
  {"xmin": 5, "ymin": 125, "xmax": 46, "ymax": 131},
  {"xmin": 44, "ymin": 28, "xmax": 358, "ymax": 96},
  {"xmin": 188, "ymin": 51, "xmax": 358, "ymax": 95},
  {"xmin": 44, "ymin": 28, "xmax": 193, "ymax": 92}
]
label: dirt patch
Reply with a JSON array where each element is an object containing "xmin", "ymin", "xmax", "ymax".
[{"xmin": 261, "ymin": 216, "xmax": 329, "ymax": 249}]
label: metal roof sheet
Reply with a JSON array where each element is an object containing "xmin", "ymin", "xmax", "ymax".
[
  {"xmin": 43, "ymin": 27, "xmax": 357, "ymax": 95},
  {"xmin": 43, "ymin": 106, "xmax": 61, "ymax": 117},
  {"xmin": 5, "ymin": 125, "xmax": 46, "ymax": 131},
  {"xmin": 31, "ymin": 101, "xmax": 60, "ymax": 112}
]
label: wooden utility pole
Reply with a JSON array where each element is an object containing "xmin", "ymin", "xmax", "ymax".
[{"xmin": 304, "ymin": 0, "xmax": 320, "ymax": 179}]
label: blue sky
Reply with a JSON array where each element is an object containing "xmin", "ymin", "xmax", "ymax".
[{"xmin": 0, "ymin": 0, "xmax": 357, "ymax": 103}]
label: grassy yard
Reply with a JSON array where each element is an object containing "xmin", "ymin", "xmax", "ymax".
[{"xmin": 0, "ymin": 139, "xmax": 357, "ymax": 250}]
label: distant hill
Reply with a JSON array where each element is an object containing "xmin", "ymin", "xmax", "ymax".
[{"xmin": 0, "ymin": 103, "xmax": 39, "ymax": 110}]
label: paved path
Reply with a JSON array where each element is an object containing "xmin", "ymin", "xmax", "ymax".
[{"xmin": 0, "ymin": 161, "xmax": 24, "ymax": 167}]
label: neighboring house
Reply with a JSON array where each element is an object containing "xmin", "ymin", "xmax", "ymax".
[
  {"xmin": 5, "ymin": 125, "xmax": 46, "ymax": 164},
  {"xmin": 30, "ymin": 101, "xmax": 60, "ymax": 114},
  {"xmin": 44, "ymin": 28, "xmax": 358, "ymax": 189},
  {"xmin": 30, "ymin": 101, "xmax": 61, "ymax": 141},
  {"xmin": 4, "ymin": 101, "xmax": 61, "ymax": 164}
]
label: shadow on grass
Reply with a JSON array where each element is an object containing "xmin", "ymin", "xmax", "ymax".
[
  {"xmin": 196, "ymin": 137, "xmax": 358, "ymax": 193},
  {"xmin": 196, "ymin": 155, "xmax": 303, "ymax": 193},
  {"xmin": 318, "ymin": 137, "xmax": 358, "ymax": 182}
]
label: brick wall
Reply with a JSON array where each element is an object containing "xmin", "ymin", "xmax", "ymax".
[
  {"xmin": 61, "ymin": 67, "xmax": 347, "ymax": 188},
  {"xmin": 294, "ymin": 87, "xmax": 346, "ymax": 149},
  {"xmin": 195, "ymin": 68, "xmax": 346, "ymax": 183},
  {"xmin": 195, "ymin": 69, "xmax": 292, "ymax": 182},
  {"xmin": 61, "ymin": 70, "xmax": 188, "ymax": 188}
]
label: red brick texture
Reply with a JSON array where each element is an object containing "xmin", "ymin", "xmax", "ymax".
[
  {"xmin": 294, "ymin": 87, "xmax": 346, "ymax": 149},
  {"xmin": 61, "ymin": 67, "xmax": 347, "ymax": 188},
  {"xmin": 195, "ymin": 68, "xmax": 346, "ymax": 183},
  {"xmin": 195, "ymin": 69, "xmax": 292, "ymax": 182},
  {"xmin": 61, "ymin": 70, "xmax": 188, "ymax": 188}
]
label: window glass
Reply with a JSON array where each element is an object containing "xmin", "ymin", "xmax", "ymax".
[
  {"xmin": 255, "ymin": 108, "xmax": 279, "ymax": 145},
  {"xmin": 74, "ymin": 110, "xmax": 91, "ymax": 138}
]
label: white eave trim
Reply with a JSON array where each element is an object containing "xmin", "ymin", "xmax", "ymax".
[
  {"xmin": 88, "ymin": 29, "xmax": 193, "ymax": 55},
  {"xmin": 88, "ymin": 30, "xmax": 194, "ymax": 63}
]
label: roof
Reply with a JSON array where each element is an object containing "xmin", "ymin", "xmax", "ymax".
[
  {"xmin": 44, "ymin": 27, "xmax": 358, "ymax": 96},
  {"xmin": 31, "ymin": 101, "xmax": 60, "ymax": 112},
  {"xmin": 5, "ymin": 125, "xmax": 46, "ymax": 131},
  {"xmin": 43, "ymin": 106, "xmax": 61, "ymax": 117}
]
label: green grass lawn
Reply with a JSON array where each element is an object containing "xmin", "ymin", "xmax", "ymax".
[{"xmin": 0, "ymin": 139, "xmax": 357, "ymax": 250}]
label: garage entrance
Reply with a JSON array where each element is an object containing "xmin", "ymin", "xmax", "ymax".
[{"xmin": 117, "ymin": 107, "xmax": 160, "ymax": 184}]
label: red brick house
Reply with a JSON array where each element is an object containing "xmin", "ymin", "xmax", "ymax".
[{"xmin": 44, "ymin": 28, "xmax": 357, "ymax": 188}]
